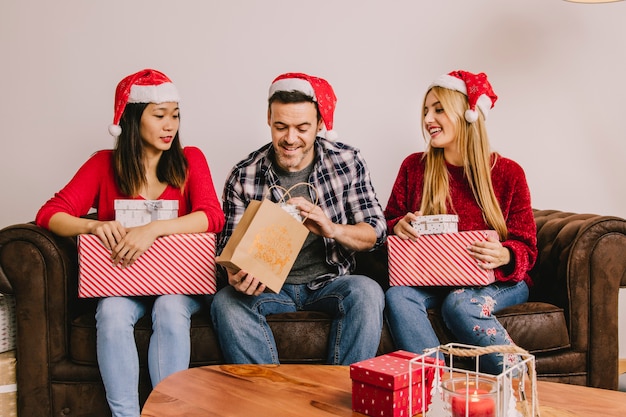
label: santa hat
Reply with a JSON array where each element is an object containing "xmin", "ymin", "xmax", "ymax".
[
  {"xmin": 108, "ymin": 69, "xmax": 180, "ymax": 137},
  {"xmin": 429, "ymin": 70, "xmax": 498, "ymax": 123},
  {"xmin": 268, "ymin": 72, "xmax": 338, "ymax": 140}
]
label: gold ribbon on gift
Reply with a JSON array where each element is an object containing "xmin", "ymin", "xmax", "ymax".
[{"xmin": 439, "ymin": 344, "xmax": 541, "ymax": 417}]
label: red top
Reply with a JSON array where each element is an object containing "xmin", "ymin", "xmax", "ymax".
[
  {"xmin": 36, "ymin": 146, "xmax": 224, "ymax": 233},
  {"xmin": 384, "ymin": 152, "xmax": 537, "ymax": 285}
]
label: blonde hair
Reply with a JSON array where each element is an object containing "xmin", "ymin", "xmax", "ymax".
[{"xmin": 420, "ymin": 86, "xmax": 507, "ymax": 240}]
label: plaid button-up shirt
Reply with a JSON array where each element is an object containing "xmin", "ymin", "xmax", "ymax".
[{"xmin": 217, "ymin": 137, "xmax": 386, "ymax": 276}]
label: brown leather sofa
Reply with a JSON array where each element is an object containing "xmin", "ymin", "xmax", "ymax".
[{"xmin": 1, "ymin": 209, "xmax": 625, "ymax": 417}]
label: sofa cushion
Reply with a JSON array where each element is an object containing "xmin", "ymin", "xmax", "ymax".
[
  {"xmin": 71, "ymin": 308, "xmax": 224, "ymax": 367},
  {"xmin": 495, "ymin": 302, "xmax": 570, "ymax": 353},
  {"xmin": 428, "ymin": 301, "xmax": 569, "ymax": 353},
  {"xmin": 70, "ymin": 310, "xmax": 337, "ymax": 366}
]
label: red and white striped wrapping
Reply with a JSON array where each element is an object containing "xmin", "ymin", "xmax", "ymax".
[
  {"xmin": 78, "ymin": 233, "xmax": 217, "ymax": 297},
  {"xmin": 388, "ymin": 230, "xmax": 498, "ymax": 287}
]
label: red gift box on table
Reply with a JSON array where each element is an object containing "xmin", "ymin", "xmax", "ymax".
[
  {"xmin": 350, "ymin": 350, "xmax": 440, "ymax": 417},
  {"xmin": 388, "ymin": 230, "xmax": 498, "ymax": 287},
  {"xmin": 78, "ymin": 233, "xmax": 217, "ymax": 297}
]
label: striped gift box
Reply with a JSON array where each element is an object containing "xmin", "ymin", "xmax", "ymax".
[
  {"xmin": 388, "ymin": 230, "xmax": 498, "ymax": 287},
  {"xmin": 78, "ymin": 233, "xmax": 217, "ymax": 297}
]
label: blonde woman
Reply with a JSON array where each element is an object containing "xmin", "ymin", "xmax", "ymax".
[{"xmin": 383, "ymin": 70, "xmax": 537, "ymax": 374}]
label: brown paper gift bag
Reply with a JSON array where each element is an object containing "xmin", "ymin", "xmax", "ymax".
[{"xmin": 216, "ymin": 185, "xmax": 315, "ymax": 293}]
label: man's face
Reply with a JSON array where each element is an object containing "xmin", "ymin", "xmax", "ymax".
[{"xmin": 267, "ymin": 101, "xmax": 322, "ymax": 172}]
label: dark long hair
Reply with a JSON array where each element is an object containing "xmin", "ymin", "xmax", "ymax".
[{"xmin": 113, "ymin": 103, "xmax": 188, "ymax": 197}]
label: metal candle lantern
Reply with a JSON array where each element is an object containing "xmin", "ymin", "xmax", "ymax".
[{"xmin": 409, "ymin": 343, "xmax": 539, "ymax": 417}]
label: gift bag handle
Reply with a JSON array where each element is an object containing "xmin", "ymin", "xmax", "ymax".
[{"xmin": 267, "ymin": 183, "xmax": 319, "ymax": 222}]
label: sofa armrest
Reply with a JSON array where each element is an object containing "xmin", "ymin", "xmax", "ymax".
[
  {"xmin": 531, "ymin": 209, "xmax": 626, "ymax": 389},
  {"xmin": 0, "ymin": 223, "xmax": 93, "ymax": 414}
]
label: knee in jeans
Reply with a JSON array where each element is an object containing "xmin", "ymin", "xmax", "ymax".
[
  {"xmin": 96, "ymin": 299, "xmax": 138, "ymax": 330},
  {"xmin": 441, "ymin": 293, "xmax": 481, "ymax": 327},
  {"xmin": 351, "ymin": 278, "xmax": 384, "ymax": 309},
  {"xmin": 385, "ymin": 286, "xmax": 408, "ymax": 304}
]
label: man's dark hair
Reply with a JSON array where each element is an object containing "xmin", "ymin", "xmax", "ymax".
[{"xmin": 268, "ymin": 90, "xmax": 321, "ymax": 122}]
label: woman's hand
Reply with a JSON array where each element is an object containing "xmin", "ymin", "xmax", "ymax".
[
  {"xmin": 467, "ymin": 235, "xmax": 511, "ymax": 270},
  {"xmin": 392, "ymin": 211, "xmax": 422, "ymax": 240},
  {"xmin": 227, "ymin": 268, "xmax": 266, "ymax": 296},
  {"xmin": 89, "ymin": 220, "xmax": 126, "ymax": 252},
  {"xmin": 109, "ymin": 223, "xmax": 160, "ymax": 268}
]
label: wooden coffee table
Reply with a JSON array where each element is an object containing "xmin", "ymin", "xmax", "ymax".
[{"xmin": 140, "ymin": 364, "xmax": 626, "ymax": 417}]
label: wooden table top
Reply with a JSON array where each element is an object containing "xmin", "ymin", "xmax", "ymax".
[{"xmin": 140, "ymin": 364, "xmax": 626, "ymax": 417}]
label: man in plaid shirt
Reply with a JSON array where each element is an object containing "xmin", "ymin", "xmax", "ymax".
[{"xmin": 211, "ymin": 72, "xmax": 386, "ymax": 365}]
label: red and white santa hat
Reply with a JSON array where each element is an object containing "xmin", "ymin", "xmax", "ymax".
[
  {"xmin": 108, "ymin": 69, "xmax": 180, "ymax": 137},
  {"xmin": 268, "ymin": 72, "xmax": 338, "ymax": 140},
  {"xmin": 429, "ymin": 70, "xmax": 498, "ymax": 123}
]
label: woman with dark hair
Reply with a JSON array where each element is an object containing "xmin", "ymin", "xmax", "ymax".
[
  {"xmin": 384, "ymin": 70, "xmax": 537, "ymax": 374},
  {"xmin": 36, "ymin": 69, "xmax": 224, "ymax": 417}
]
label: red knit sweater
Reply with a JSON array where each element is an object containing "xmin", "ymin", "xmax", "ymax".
[
  {"xmin": 384, "ymin": 152, "xmax": 537, "ymax": 285},
  {"xmin": 36, "ymin": 146, "xmax": 225, "ymax": 233}
]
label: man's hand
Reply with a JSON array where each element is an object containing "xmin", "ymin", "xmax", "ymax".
[
  {"xmin": 289, "ymin": 196, "xmax": 336, "ymax": 238},
  {"xmin": 227, "ymin": 268, "xmax": 266, "ymax": 296},
  {"xmin": 288, "ymin": 196, "xmax": 378, "ymax": 251}
]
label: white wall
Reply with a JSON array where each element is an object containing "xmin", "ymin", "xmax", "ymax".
[{"xmin": 1, "ymin": 1, "xmax": 625, "ymax": 349}]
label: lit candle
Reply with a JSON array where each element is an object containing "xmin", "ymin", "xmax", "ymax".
[{"xmin": 451, "ymin": 388, "xmax": 496, "ymax": 417}]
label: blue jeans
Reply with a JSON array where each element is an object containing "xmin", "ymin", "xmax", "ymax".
[
  {"xmin": 95, "ymin": 294, "xmax": 205, "ymax": 417},
  {"xmin": 384, "ymin": 280, "xmax": 528, "ymax": 374},
  {"xmin": 210, "ymin": 275, "xmax": 384, "ymax": 365}
]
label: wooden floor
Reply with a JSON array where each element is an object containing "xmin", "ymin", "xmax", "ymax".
[{"xmin": 620, "ymin": 359, "xmax": 626, "ymax": 375}]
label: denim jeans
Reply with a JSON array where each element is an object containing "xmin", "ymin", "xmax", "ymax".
[
  {"xmin": 384, "ymin": 280, "xmax": 528, "ymax": 374},
  {"xmin": 95, "ymin": 294, "xmax": 205, "ymax": 417},
  {"xmin": 211, "ymin": 275, "xmax": 384, "ymax": 365}
]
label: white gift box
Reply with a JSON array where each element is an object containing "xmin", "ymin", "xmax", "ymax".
[
  {"xmin": 114, "ymin": 199, "xmax": 179, "ymax": 227},
  {"xmin": 388, "ymin": 230, "xmax": 498, "ymax": 287},
  {"xmin": 410, "ymin": 214, "xmax": 459, "ymax": 235},
  {"xmin": 78, "ymin": 233, "xmax": 217, "ymax": 297},
  {"xmin": 0, "ymin": 295, "xmax": 16, "ymax": 354}
]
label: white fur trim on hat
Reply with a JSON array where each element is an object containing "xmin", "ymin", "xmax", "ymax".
[
  {"xmin": 429, "ymin": 74, "xmax": 467, "ymax": 95},
  {"xmin": 268, "ymin": 78, "xmax": 316, "ymax": 100},
  {"xmin": 128, "ymin": 82, "xmax": 180, "ymax": 104}
]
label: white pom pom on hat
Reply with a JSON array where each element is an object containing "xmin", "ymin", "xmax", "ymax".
[
  {"xmin": 108, "ymin": 124, "xmax": 122, "ymax": 137},
  {"xmin": 109, "ymin": 69, "xmax": 180, "ymax": 137},
  {"xmin": 429, "ymin": 70, "xmax": 498, "ymax": 123},
  {"xmin": 268, "ymin": 72, "xmax": 338, "ymax": 140}
]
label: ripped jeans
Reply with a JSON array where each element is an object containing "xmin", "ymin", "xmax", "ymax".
[{"xmin": 384, "ymin": 280, "xmax": 528, "ymax": 374}]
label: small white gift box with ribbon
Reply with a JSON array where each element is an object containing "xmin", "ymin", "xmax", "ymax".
[
  {"xmin": 411, "ymin": 214, "xmax": 459, "ymax": 235},
  {"xmin": 114, "ymin": 199, "xmax": 179, "ymax": 227}
]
